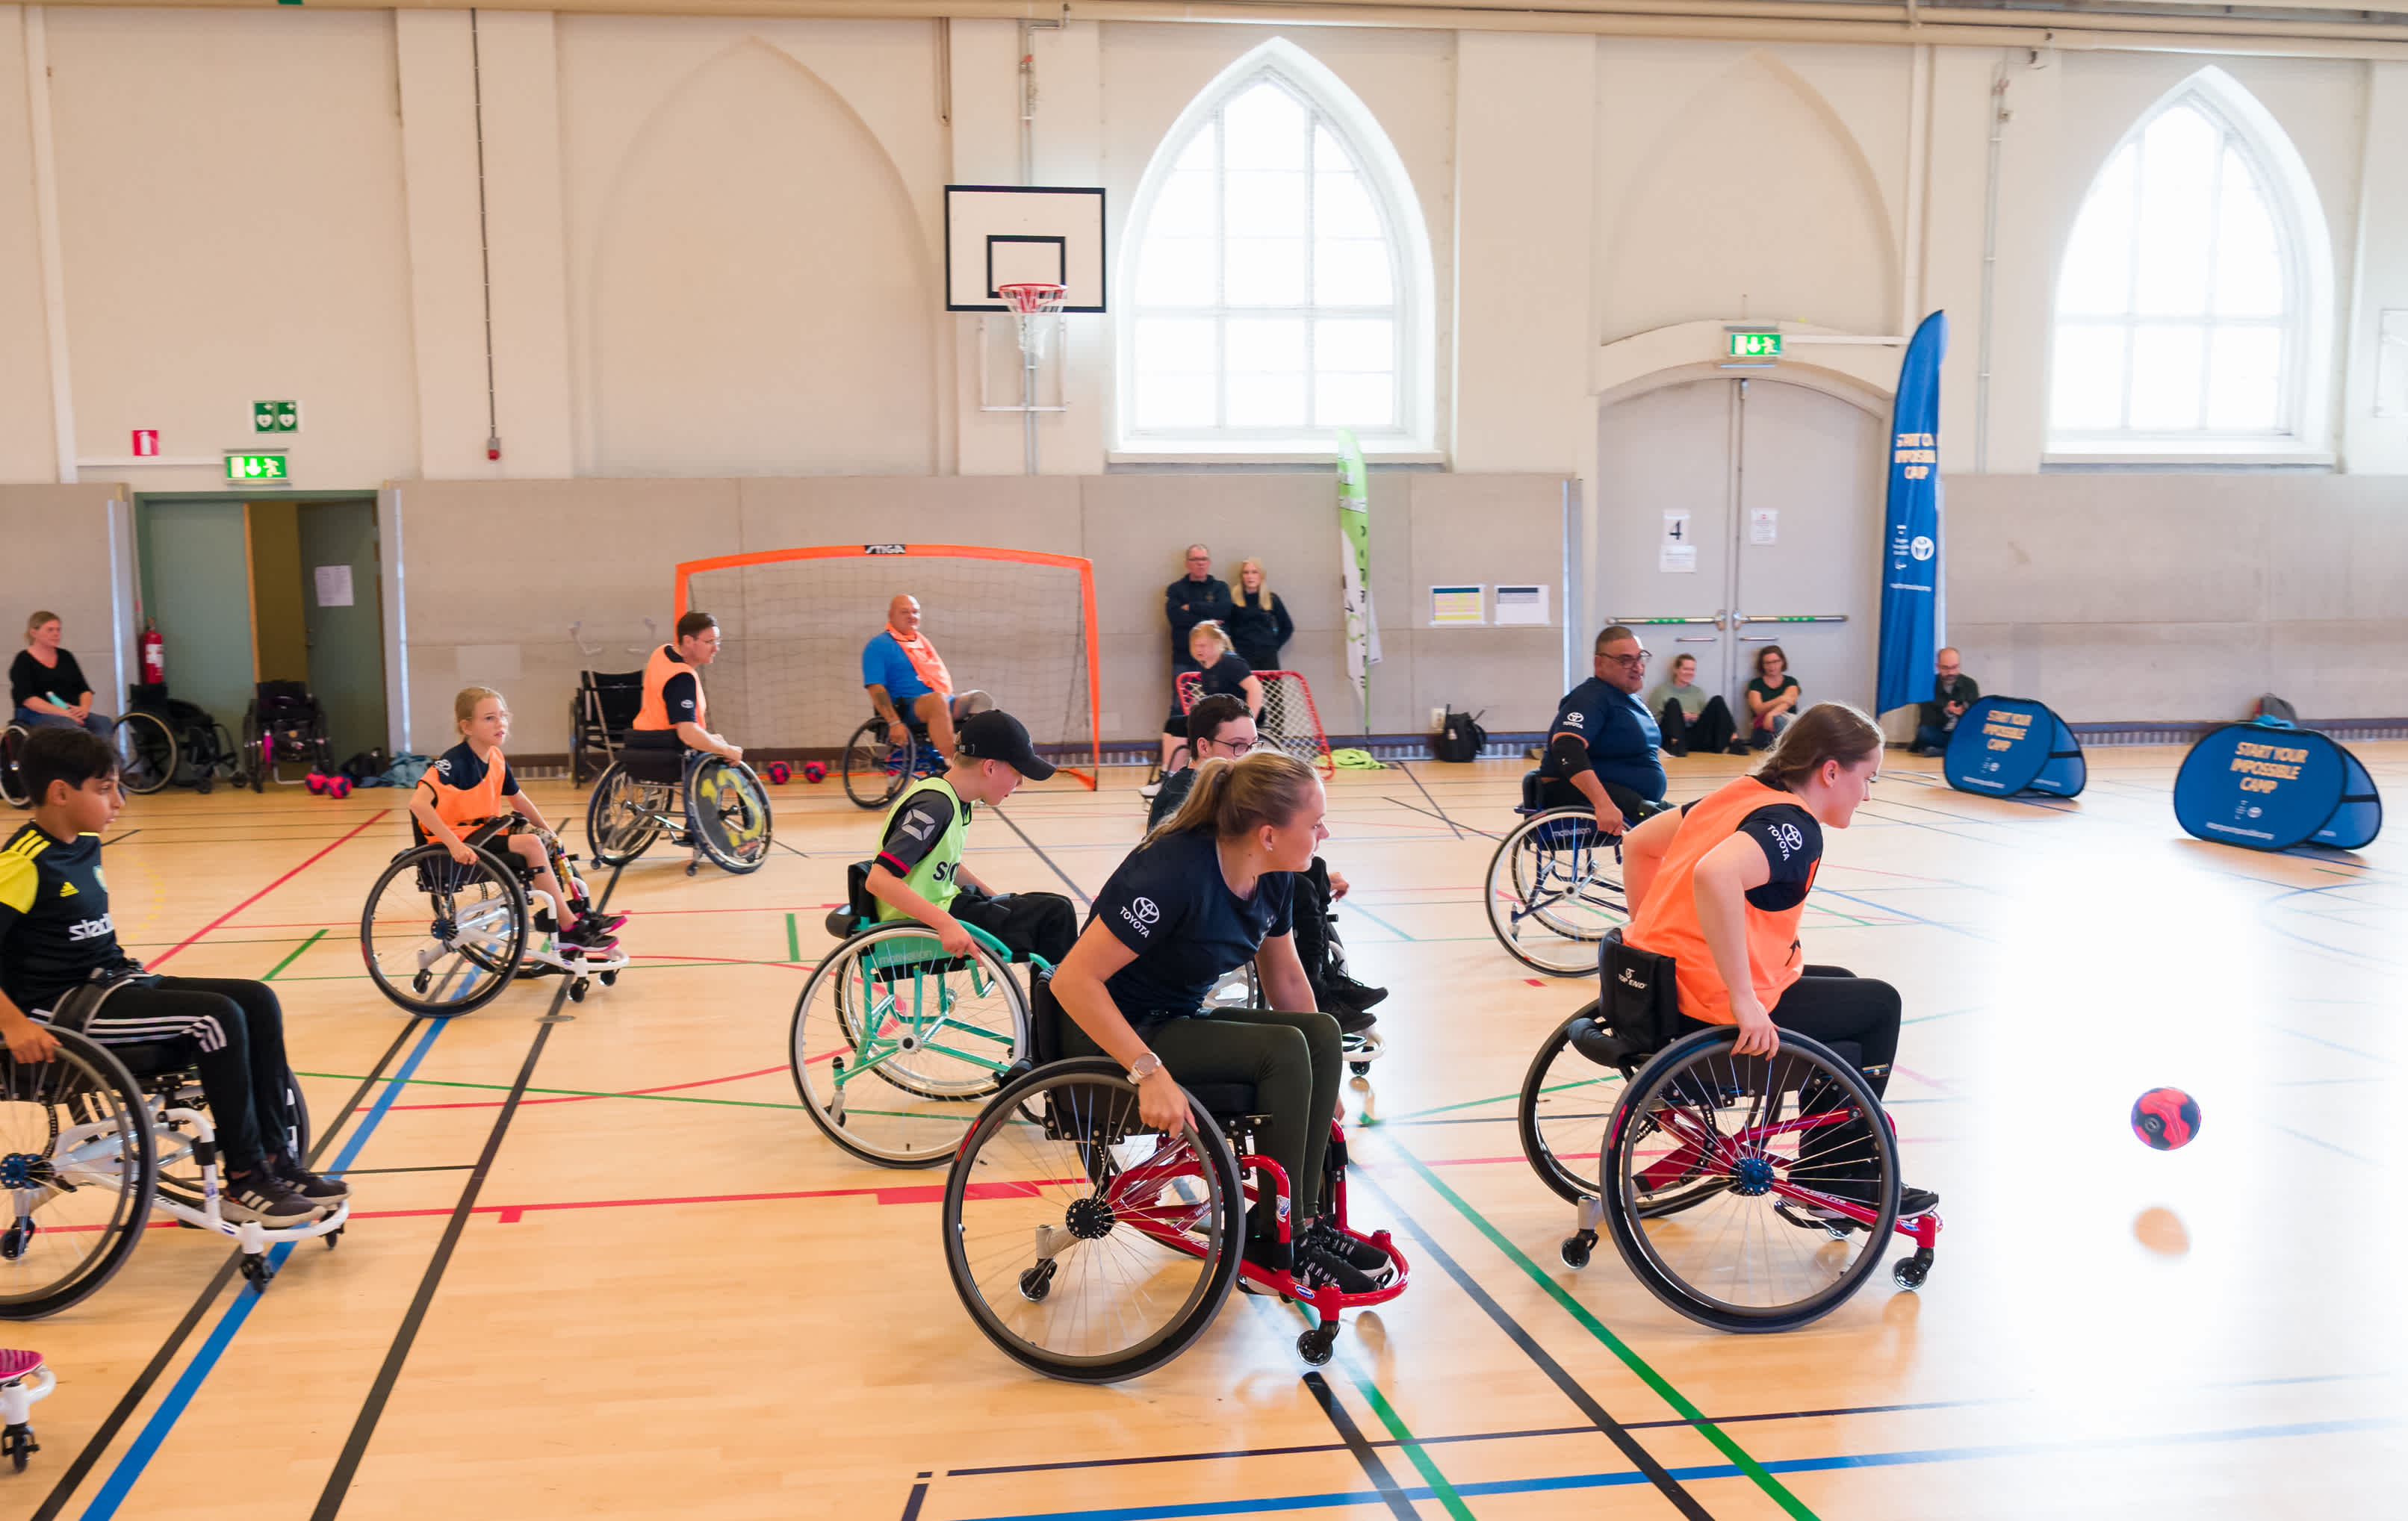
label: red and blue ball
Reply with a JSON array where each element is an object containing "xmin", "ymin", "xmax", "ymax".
[{"xmin": 2131, "ymin": 1088, "xmax": 2201, "ymax": 1151}]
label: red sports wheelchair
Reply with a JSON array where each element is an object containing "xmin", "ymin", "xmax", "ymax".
[{"xmin": 1520, "ymin": 932, "xmax": 1941, "ymax": 1332}]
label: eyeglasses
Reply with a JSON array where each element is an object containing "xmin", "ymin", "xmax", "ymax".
[{"xmin": 1600, "ymin": 651, "xmax": 1651, "ymax": 668}]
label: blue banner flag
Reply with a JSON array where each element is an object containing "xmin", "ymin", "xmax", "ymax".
[{"xmin": 1877, "ymin": 311, "xmax": 1947, "ymax": 716}]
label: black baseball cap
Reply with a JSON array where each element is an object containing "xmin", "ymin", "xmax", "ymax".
[{"xmin": 956, "ymin": 709, "xmax": 1056, "ymax": 781}]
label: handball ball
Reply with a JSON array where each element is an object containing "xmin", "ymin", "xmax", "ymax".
[
  {"xmin": 305, "ymin": 771, "xmax": 328, "ymax": 795},
  {"xmin": 802, "ymin": 761, "xmax": 828, "ymax": 784},
  {"xmin": 2131, "ymin": 1088, "xmax": 2201, "ymax": 1151},
  {"xmin": 329, "ymin": 775, "xmax": 353, "ymax": 800},
  {"xmin": 763, "ymin": 761, "xmax": 792, "ymax": 786}
]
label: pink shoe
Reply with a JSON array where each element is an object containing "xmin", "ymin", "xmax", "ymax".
[{"xmin": 0, "ymin": 1350, "xmax": 43, "ymax": 1382}]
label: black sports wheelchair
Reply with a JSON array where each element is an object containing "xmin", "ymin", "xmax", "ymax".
[
  {"xmin": 110, "ymin": 681, "xmax": 243, "ymax": 797},
  {"xmin": 1518, "ymin": 930, "xmax": 1941, "ymax": 1333},
  {"xmin": 938, "ymin": 983, "xmax": 1407, "ymax": 1383},
  {"xmin": 837, "ymin": 689, "xmax": 994, "ymax": 811},
  {"xmin": 361, "ymin": 814, "xmax": 629, "ymax": 1017},
  {"xmin": 243, "ymin": 679, "xmax": 335, "ymax": 791},
  {"xmin": 569, "ymin": 669, "xmax": 644, "ymax": 786},
  {"xmin": 584, "ymin": 741, "xmax": 772, "ymax": 876},
  {"xmin": 0, "ymin": 977, "xmax": 345, "ymax": 1319},
  {"xmin": 1485, "ymin": 768, "xmax": 1669, "ymax": 977}
]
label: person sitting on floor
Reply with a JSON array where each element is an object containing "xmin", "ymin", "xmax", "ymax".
[
  {"xmin": 1644, "ymin": 653, "xmax": 1744, "ymax": 757},
  {"xmin": 1911, "ymin": 648, "xmax": 1979, "ymax": 756}
]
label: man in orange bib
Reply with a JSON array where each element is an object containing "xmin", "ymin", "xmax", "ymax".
[
  {"xmin": 633, "ymin": 612, "xmax": 742, "ymax": 762},
  {"xmin": 1620, "ymin": 700, "xmax": 1938, "ymax": 1218},
  {"xmin": 860, "ymin": 594, "xmax": 991, "ymax": 761}
]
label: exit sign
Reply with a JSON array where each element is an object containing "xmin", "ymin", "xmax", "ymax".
[
  {"xmin": 225, "ymin": 451, "xmax": 289, "ymax": 483},
  {"xmin": 1728, "ymin": 332, "xmax": 1783, "ymax": 359},
  {"xmin": 253, "ymin": 400, "xmax": 300, "ymax": 433}
]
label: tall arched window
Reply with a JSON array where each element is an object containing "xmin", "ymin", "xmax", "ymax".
[
  {"xmin": 1120, "ymin": 42, "xmax": 1433, "ymax": 452},
  {"xmin": 2049, "ymin": 69, "xmax": 2332, "ymax": 455}
]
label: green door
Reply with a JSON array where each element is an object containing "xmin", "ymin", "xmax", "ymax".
[
  {"xmin": 297, "ymin": 500, "xmax": 390, "ymax": 762},
  {"xmin": 140, "ymin": 500, "xmax": 255, "ymax": 732}
]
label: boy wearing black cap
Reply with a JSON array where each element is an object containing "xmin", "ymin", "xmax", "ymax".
[{"xmin": 863, "ymin": 709, "xmax": 1078, "ymax": 965}]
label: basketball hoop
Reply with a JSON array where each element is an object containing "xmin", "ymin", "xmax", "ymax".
[{"xmin": 997, "ymin": 282, "xmax": 1068, "ymax": 359}]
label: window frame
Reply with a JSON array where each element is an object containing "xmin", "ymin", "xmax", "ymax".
[{"xmin": 1114, "ymin": 40, "xmax": 1436, "ymax": 457}]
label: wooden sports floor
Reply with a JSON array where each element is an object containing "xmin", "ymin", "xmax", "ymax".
[{"xmin": 8, "ymin": 743, "xmax": 2404, "ymax": 1520}]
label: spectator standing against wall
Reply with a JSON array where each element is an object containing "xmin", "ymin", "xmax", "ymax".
[
  {"xmin": 1226, "ymin": 559, "xmax": 1294, "ymax": 673},
  {"xmin": 1161, "ymin": 543, "xmax": 1232, "ymax": 766},
  {"xmin": 1910, "ymin": 648, "xmax": 1979, "ymax": 756}
]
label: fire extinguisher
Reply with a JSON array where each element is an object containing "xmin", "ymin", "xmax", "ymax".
[{"xmin": 140, "ymin": 619, "xmax": 165, "ymax": 686}]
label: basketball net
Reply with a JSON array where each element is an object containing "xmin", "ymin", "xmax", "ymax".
[{"xmin": 998, "ymin": 282, "xmax": 1067, "ymax": 361}]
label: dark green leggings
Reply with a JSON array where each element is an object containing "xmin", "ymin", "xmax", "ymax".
[{"xmin": 1065, "ymin": 1009, "xmax": 1344, "ymax": 1224}]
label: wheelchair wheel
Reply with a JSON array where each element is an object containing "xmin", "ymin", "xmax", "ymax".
[
  {"xmin": 585, "ymin": 762, "xmax": 668, "ymax": 867},
  {"xmin": 0, "ymin": 726, "xmax": 28, "ymax": 809},
  {"xmin": 943, "ymin": 1060, "xmax": 1244, "ymax": 1383},
  {"xmin": 1516, "ymin": 1001, "xmax": 1628, "ymax": 1205},
  {"xmin": 0, "ymin": 1030, "xmax": 155, "ymax": 1319},
  {"xmin": 686, "ymin": 757, "xmax": 772, "ymax": 874},
  {"xmin": 111, "ymin": 712, "xmax": 179, "ymax": 796},
  {"xmin": 792, "ymin": 922, "xmax": 1029, "ymax": 1166},
  {"xmin": 1485, "ymin": 808, "xmax": 1627, "ymax": 977},
  {"xmin": 360, "ymin": 843, "xmax": 529, "ymax": 1017},
  {"xmin": 841, "ymin": 717, "xmax": 907, "ymax": 810},
  {"xmin": 1602, "ymin": 1026, "xmax": 1898, "ymax": 1333}
]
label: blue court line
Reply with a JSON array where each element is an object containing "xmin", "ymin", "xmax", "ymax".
[
  {"xmin": 941, "ymin": 1416, "xmax": 2404, "ymax": 1521},
  {"xmin": 2273, "ymin": 1027, "xmax": 2395, "ymax": 1065},
  {"xmin": 1810, "ymin": 885, "xmax": 1997, "ymax": 943},
  {"xmin": 2270, "ymin": 1125, "xmax": 2377, "ymax": 1166},
  {"xmin": 77, "ymin": 1018, "xmax": 450, "ymax": 1521},
  {"xmin": 1335, "ymin": 899, "xmax": 1416, "ymax": 943}
]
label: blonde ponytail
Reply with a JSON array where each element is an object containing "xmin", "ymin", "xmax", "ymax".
[{"xmin": 1142, "ymin": 750, "xmax": 1318, "ymax": 849}]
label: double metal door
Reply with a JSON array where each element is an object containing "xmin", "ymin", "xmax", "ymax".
[{"xmin": 1596, "ymin": 377, "xmax": 1881, "ymax": 712}]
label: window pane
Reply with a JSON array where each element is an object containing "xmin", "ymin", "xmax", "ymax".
[
  {"xmin": 1138, "ymin": 237, "xmax": 1216, "ymax": 307},
  {"xmin": 1136, "ymin": 372, "xmax": 1217, "ymax": 429},
  {"xmin": 1228, "ymin": 372, "xmax": 1307, "ymax": 428},
  {"xmin": 1173, "ymin": 129, "xmax": 1217, "ymax": 175},
  {"xmin": 1222, "ymin": 83, "xmax": 1306, "ymax": 170},
  {"xmin": 1315, "ymin": 371, "xmax": 1394, "ymax": 428},
  {"xmin": 1138, "ymin": 317, "xmax": 1219, "ymax": 375},
  {"xmin": 1149, "ymin": 170, "xmax": 1217, "ymax": 240},
  {"xmin": 2212, "ymin": 148, "xmax": 2283, "ymax": 320},
  {"xmin": 1226, "ymin": 237, "xmax": 1306, "ymax": 305},
  {"xmin": 1316, "ymin": 318, "xmax": 1393, "ymax": 373},
  {"xmin": 1315, "ymin": 170, "xmax": 1382, "ymax": 240},
  {"xmin": 2133, "ymin": 105, "xmax": 2219, "ymax": 317},
  {"xmin": 1226, "ymin": 317, "xmax": 1306, "ymax": 374},
  {"xmin": 2050, "ymin": 323, "xmax": 2128, "ymax": 431},
  {"xmin": 2129, "ymin": 324, "xmax": 2206, "ymax": 431},
  {"xmin": 1225, "ymin": 170, "xmax": 1306, "ymax": 238},
  {"xmin": 2206, "ymin": 326, "xmax": 2282, "ymax": 430},
  {"xmin": 1315, "ymin": 240, "xmax": 1391, "ymax": 306},
  {"xmin": 2058, "ymin": 144, "xmax": 2137, "ymax": 317}
]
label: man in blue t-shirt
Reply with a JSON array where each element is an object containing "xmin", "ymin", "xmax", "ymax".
[
  {"xmin": 860, "ymin": 594, "xmax": 991, "ymax": 759},
  {"xmin": 1534, "ymin": 624, "xmax": 1669, "ymax": 837}
]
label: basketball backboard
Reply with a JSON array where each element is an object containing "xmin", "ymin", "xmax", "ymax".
[{"xmin": 944, "ymin": 185, "xmax": 1107, "ymax": 313}]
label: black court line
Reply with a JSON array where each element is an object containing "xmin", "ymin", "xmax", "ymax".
[
  {"xmin": 898, "ymin": 1472, "xmax": 932, "ymax": 1520},
  {"xmin": 1388, "ymin": 761, "xmax": 1461, "ymax": 839},
  {"xmin": 324, "ymin": 1163, "xmax": 482, "ymax": 1175},
  {"xmin": 34, "ymin": 1017, "xmax": 425, "ymax": 1521},
  {"xmin": 1384, "ymin": 794, "xmax": 1498, "ymax": 840},
  {"xmin": 102, "ymin": 829, "xmax": 141, "ymax": 845},
  {"xmin": 1303, "ymin": 1370, "xmax": 1420, "ymax": 1520},
  {"xmin": 1348, "ymin": 1169, "xmax": 1716, "ymax": 1520},
  {"xmin": 989, "ymin": 803, "xmax": 1093, "ymax": 906}
]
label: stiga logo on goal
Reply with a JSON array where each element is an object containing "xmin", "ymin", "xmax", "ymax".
[{"xmin": 863, "ymin": 544, "xmax": 907, "ymax": 556}]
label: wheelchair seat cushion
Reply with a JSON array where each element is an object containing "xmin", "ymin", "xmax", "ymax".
[{"xmin": 614, "ymin": 747, "xmax": 687, "ymax": 786}]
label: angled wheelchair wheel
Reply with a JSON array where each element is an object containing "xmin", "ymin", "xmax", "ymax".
[
  {"xmin": 0, "ymin": 726, "xmax": 28, "ymax": 810},
  {"xmin": 1485, "ymin": 808, "xmax": 1627, "ymax": 977},
  {"xmin": 109, "ymin": 712, "xmax": 179, "ymax": 796},
  {"xmin": 585, "ymin": 761, "xmax": 668, "ymax": 867},
  {"xmin": 686, "ymin": 757, "xmax": 772, "ymax": 874},
  {"xmin": 0, "ymin": 1030, "xmax": 155, "ymax": 1319},
  {"xmin": 792, "ymin": 922, "xmax": 1029, "ymax": 1167},
  {"xmin": 1516, "ymin": 1001, "xmax": 1630, "ymax": 1205},
  {"xmin": 360, "ymin": 844, "xmax": 528, "ymax": 1017},
  {"xmin": 943, "ymin": 1060, "xmax": 1244, "ymax": 1383},
  {"xmin": 1602, "ymin": 1026, "xmax": 1898, "ymax": 1333},
  {"xmin": 841, "ymin": 718, "xmax": 907, "ymax": 810}
]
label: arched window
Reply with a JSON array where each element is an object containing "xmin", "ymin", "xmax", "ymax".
[
  {"xmin": 1119, "ymin": 41, "xmax": 1433, "ymax": 452},
  {"xmin": 2049, "ymin": 69, "xmax": 2332, "ymax": 455}
]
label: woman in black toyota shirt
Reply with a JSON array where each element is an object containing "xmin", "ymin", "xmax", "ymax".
[{"xmin": 1049, "ymin": 750, "xmax": 1391, "ymax": 1294}]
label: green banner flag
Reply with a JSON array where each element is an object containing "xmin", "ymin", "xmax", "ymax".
[{"xmin": 1336, "ymin": 429, "xmax": 1380, "ymax": 732}]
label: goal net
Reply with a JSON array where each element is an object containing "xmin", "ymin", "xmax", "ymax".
[
  {"xmin": 674, "ymin": 544, "xmax": 1102, "ymax": 787},
  {"xmin": 1176, "ymin": 669, "xmax": 1333, "ymax": 777}
]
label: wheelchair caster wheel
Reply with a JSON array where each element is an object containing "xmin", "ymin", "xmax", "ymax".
[
  {"xmin": 569, "ymin": 979, "xmax": 589, "ymax": 1004},
  {"xmin": 1296, "ymin": 1327, "xmax": 1337, "ymax": 1367},
  {"xmin": 325, "ymin": 1227, "xmax": 342, "ymax": 1249},
  {"xmin": 1561, "ymin": 1230, "xmax": 1595, "ymax": 1269},
  {"xmin": 1018, "ymin": 1260, "xmax": 1057, "ymax": 1302},
  {"xmin": 412, "ymin": 970, "xmax": 431, "ymax": 995},
  {"xmin": 4, "ymin": 1423, "xmax": 34, "ymax": 1472},
  {"xmin": 685, "ymin": 862, "xmax": 699, "ymax": 877},
  {"xmin": 1349, "ymin": 1062, "xmax": 1370, "ymax": 1077},
  {"xmin": 599, "ymin": 970, "xmax": 618, "ymax": 987},
  {"xmin": 239, "ymin": 1255, "xmax": 274, "ymax": 1293},
  {"xmin": 196, "ymin": 779, "xmax": 212, "ymax": 794},
  {"xmin": 0, "ymin": 1221, "xmax": 31, "ymax": 1261},
  {"xmin": 1892, "ymin": 1248, "xmax": 1932, "ymax": 1291}
]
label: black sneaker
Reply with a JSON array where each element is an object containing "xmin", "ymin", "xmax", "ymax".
[
  {"xmin": 270, "ymin": 1153, "xmax": 349, "ymax": 1204},
  {"xmin": 1296, "ymin": 1241, "xmax": 1391, "ymax": 1295},
  {"xmin": 1666, "ymin": 741, "xmax": 1689, "ymax": 758},
  {"xmin": 563, "ymin": 919, "xmax": 620, "ymax": 949},
  {"xmin": 1333, "ymin": 1007, "xmax": 1380, "ymax": 1036},
  {"xmin": 1899, "ymin": 1186, "xmax": 1940, "ymax": 1216},
  {"xmin": 1241, "ymin": 1234, "xmax": 1293, "ymax": 1275},
  {"xmin": 1308, "ymin": 1219, "xmax": 1390, "ymax": 1274},
  {"xmin": 577, "ymin": 911, "xmax": 627, "ymax": 937},
  {"xmin": 1321, "ymin": 974, "xmax": 1389, "ymax": 1017},
  {"xmin": 220, "ymin": 1173, "xmax": 321, "ymax": 1228}
]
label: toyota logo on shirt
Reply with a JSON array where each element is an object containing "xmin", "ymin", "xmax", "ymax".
[{"xmin": 1120, "ymin": 896, "xmax": 1161, "ymax": 937}]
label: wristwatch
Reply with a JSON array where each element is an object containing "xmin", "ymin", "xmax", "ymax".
[{"xmin": 1127, "ymin": 1052, "xmax": 1164, "ymax": 1082}]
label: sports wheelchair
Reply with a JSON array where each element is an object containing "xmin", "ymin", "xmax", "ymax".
[
  {"xmin": 1518, "ymin": 934, "xmax": 1940, "ymax": 1333},
  {"xmin": 585, "ymin": 743, "xmax": 772, "ymax": 875},
  {"xmin": 840, "ymin": 711, "xmax": 947, "ymax": 811},
  {"xmin": 0, "ymin": 726, "xmax": 29, "ymax": 809},
  {"xmin": 0, "ymin": 992, "xmax": 346, "ymax": 1319},
  {"xmin": 112, "ymin": 681, "xmax": 241, "ymax": 797},
  {"xmin": 941, "ymin": 995, "xmax": 1407, "ymax": 1383},
  {"xmin": 788, "ymin": 865, "xmax": 1048, "ymax": 1167},
  {"xmin": 569, "ymin": 669, "xmax": 644, "ymax": 786},
  {"xmin": 1484, "ymin": 770, "xmax": 1644, "ymax": 976},
  {"xmin": 361, "ymin": 815, "xmax": 628, "ymax": 1016},
  {"xmin": 243, "ymin": 679, "xmax": 335, "ymax": 791}
]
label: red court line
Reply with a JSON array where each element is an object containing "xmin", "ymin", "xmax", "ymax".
[
  {"xmin": 223, "ymin": 901, "xmax": 850, "ymax": 932},
  {"xmin": 373, "ymin": 1063, "xmax": 790, "ymax": 1112},
  {"xmin": 329, "ymin": 1175, "xmax": 1088, "ymax": 1225},
  {"xmin": 146, "ymin": 811, "xmax": 391, "ymax": 968}
]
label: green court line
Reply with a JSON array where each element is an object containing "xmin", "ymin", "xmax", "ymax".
[
  {"xmin": 1276, "ymin": 1300, "xmax": 1474, "ymax": 1520},
  {"xmin": 1385, "ymin": 1071, "xmax": 1621, "ymax": 1125},
  {"xmin": 1384, "ymin": 1140, "xmax": 1822, "ymax": 1521},
  {"xmin": 786, "ymin": 912, "xmax": 801, "ymax": 965},
  {"xmin": 261, "ymin": 927, "xmax": 329, "ymax": 981},
  {"xmin": 294, "ymin": 1069, "xmax": 806, "ymax": 1112}
]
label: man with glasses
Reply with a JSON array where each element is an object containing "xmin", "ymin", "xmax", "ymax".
[
  {"xmin": 1533, "ymin": 625, "xmax": 1670, "ymax": 838},
  {"xmin": 1910, "ymin": 647, "xmax": 1979, "ymax": 756}
]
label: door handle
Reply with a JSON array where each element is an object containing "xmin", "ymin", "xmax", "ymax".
[{"xmin": 1674, "ymin": 635, "xmax": 1717, "ymax": 643}]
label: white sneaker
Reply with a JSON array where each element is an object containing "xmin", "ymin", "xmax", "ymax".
[{"xmin": 1139, "ymin": 780, "xmax": 1162, "ymax": 798}]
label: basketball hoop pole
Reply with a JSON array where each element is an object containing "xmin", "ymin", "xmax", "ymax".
[{"xmin": 999, "ymin": 282, "xmax": 1064, "ymax": 476}]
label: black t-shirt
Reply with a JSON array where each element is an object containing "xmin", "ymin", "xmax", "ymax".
[
  {"xmin": 658, "ymin": 658, "xmax": 700, "ymax": 729},
  {"xmin": 10, "ymin": 649, "xmax": 93, "ymax": 710},
  {"xmin": 1145, "ymin": 765, "xmax": 1197, "ymax": 830},
  {"xmin": 0, "ymin": 823, "xmax": 127, "ymax": 1010},
  {"xmin": 875, "ymin": 782, "xmax": 966, "ymax": 876},
  {"xmin": 1089, "ymin": 830, "xmax": 1294, "ymax": 1024},
  {"xmin": 1195, "ymin": 653, "xmax": 1253, "ymax": 701},
  {"xmin": 1679, "ymin": 796, "xmax": 1823, "ymax": 910},
  {"xmin": 1748, "ymin": 676, "xmax": 1801, "ymax": 715}
]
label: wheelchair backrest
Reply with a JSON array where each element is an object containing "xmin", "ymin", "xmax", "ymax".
[
  {"xmin": 843, "ymin": 860, "xmax": 879, "ymax": 927},
  {"xmin": 582, "ymin": 671, "xmax": 645, "ymax": 733},
  {"xmin": 255, "ymin": 679, "xmax": 317, "ymax": 722}
]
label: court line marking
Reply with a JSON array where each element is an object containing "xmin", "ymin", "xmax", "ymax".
[
  {"xmin": 1375, "ymin": 1139, "xmax": 1820, "ymax": 1520},
  {"xmin": 145, "ymin": 810, "xmax": 390, "ymax": 968},
  {"xmin": 1299, "ymin": 1368, "xmax": 1419, "ymax": 1521},
  {"xmin": 988, "ymin": 802, "xmax": 1094, "ymax": 906},
  {"xmin": 261, "ymin": 927, "xmax": 329, "ymax": 981}
]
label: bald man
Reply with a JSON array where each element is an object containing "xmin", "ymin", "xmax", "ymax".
[
  {"xmin": 861, "ymin": 595, "xmax": 992, "ymax": 759},
  {"xmin": 1911, "ymin": 647, "xmax": 1979, "ymax": 756}
]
